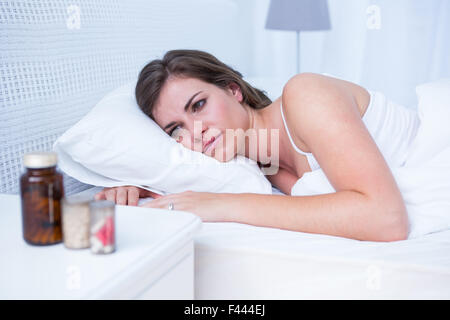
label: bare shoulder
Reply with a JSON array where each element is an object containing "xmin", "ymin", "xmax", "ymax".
[
  {"xmin": 281, "ymin": 73, "xmax": 370, "ymax": 143},
  {"xmin": 280, "ymin": 73, "xmax": 407, "ymax": 222},
  {"xmin": 282, "ymin": 72, "xmax": 369, "ymax": 113},
  {"xmin": 282, "ymin": 72, "xmax": 368, "ymax": 91}
]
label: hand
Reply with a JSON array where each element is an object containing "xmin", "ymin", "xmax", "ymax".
[
  {"xmin": 139, "ymin": 190, "xmax": 232, "ymax": 222},
  {"xmin": 94, "ymin": 186, "xmax": 162, "ymax": 206}
]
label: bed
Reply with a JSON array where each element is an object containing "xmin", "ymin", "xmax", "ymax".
[
  {"xmin": 74, "ymin": 185, "xmax": 450, "ymax": 299},
  {"xmin": 1, "ymin": 0, "xmax": 449, "ymax": 300},
  {"xmin": 195, "ymin": 189, "xmax": 450, "ymax": 299}
]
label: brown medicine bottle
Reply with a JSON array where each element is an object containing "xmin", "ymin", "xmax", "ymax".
[{"xmin": 20, "ymin": 152, "xmax": 64, "ymax": 245}]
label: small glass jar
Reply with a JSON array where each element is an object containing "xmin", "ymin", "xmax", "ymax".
[
  {"xmin": 20, "ymin": 151, "xmax": 64, "ymax": 245},
  {"xmin": 62, "ymin": 194, "xmax": 91, "ymax": 249},
  {"xmin": 89, "ymin": 200, "xmax": 116, "ymax": 254}
]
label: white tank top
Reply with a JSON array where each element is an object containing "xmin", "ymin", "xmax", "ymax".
[{"xmin": 280, "ymin": 89, "xmax": 421, "ymax": 171}]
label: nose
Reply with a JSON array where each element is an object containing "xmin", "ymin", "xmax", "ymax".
[
  {"xmin": 178, "ymin": 119, "xmax": 207, "ymax": 151},
  {"xmin": 192, "ymin": 124, "xmax": 207, "ymax": 150}
]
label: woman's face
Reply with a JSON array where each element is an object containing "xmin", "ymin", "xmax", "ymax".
[{"xmin": 152, "ymin": 76, "xmax": 250, "ymax": 162}]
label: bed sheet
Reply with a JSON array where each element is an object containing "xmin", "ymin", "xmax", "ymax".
[
  {"xmin": 195, "ymin": 221, "xmax": 450, "ymax": 299},
  {"xmin": 193, "ymin": 189, "xmax": 450, "ymax": 299}
]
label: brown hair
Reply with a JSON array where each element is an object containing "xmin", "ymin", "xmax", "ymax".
[{"xmin": 135, "ymin": 49, "xmax": 272, "ymax": 122}]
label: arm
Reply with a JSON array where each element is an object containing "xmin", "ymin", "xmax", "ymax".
[
  {"xmin": 265, "ymin": 166, "xmax": 299, "ymax": 195},
  {"xmin": 225, "ymin": 73, "xmax": 408, "ymax": 241},
  {"xmin": 224, "ymin": 190, "xmax": 398, "ymax": 241}
]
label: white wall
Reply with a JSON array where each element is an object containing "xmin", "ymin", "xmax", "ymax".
[{"xmin": 233, "ymin": 0, "xmax": 450, "ymax": 108}]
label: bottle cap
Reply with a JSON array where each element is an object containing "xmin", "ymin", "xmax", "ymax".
[
  {"xmin": 23, "ymin": 151, "xmax": 58, "ymax": 169},
  {"xmin": 63, "ymin": 193, "xmax": 93, "ymax": 206}
]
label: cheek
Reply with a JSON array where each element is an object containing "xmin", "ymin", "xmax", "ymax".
[
  {"xmin": 209, "ymin": 100, "xmax": 245, "ymax": 133},
  {"xmin": 209, "ymin": 131, "xmax": 241, "ymax": 162},
  {"xmin": 173, "ymin": 129, "xmax": 195, "ymax": 151},
  {"xmin": 209, "ymin": 102, "xmax": 229, "ymax": 125},
  {"xmin": 212, "ymin": 103, "xmax": 249, "ymax": 159}
]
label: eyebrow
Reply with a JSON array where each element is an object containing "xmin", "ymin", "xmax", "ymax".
[{"xmin": 163, "ymin": 91, "xmax": 203, "ymax": 132}]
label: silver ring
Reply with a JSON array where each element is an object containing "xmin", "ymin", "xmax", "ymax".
[{"xmin": 168, "ymin": 202, "xmax": 174, "ymax": 211}]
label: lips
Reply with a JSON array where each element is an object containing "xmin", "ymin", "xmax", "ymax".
[
  {"xmin": 203, "ymin": 133, "xmax": 222, "ymax": 153},
  {"xmin": 203, "ymin": 136, "xmax": 216, "ymax": 153}
]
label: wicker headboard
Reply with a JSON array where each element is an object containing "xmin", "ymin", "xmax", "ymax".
[{"xmin": 0, "ymin": 0, "xmax": 247, "ymax": 195}]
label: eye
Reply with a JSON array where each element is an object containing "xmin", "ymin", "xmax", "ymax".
[
  {"xmin": 192, "ymin": 99, "xmax": 206, "ymax": 113},
  {"xmin": 169, "ymin": 125, "xmax": 181, "ymax": 138},
  {"xmin": 168, "ymin": 99, "xmax": 206, "ymax": 138}
]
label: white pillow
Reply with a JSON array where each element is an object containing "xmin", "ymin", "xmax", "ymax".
[
  {"xmin": 405, "ymin": 78, "xmax": 450, "ymax": 167},
  {"xmin": 53, "ymin": 81, "xmax": 273, "ymax": 196}
]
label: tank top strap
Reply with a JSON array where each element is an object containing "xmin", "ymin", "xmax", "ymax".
[
  {"xmin": 280, "ymin": 102, "xmax": 321, "ymax": 171},
  {"xmin": 280, "ymin": 101, "xmax": 309, "ymax": 156}
]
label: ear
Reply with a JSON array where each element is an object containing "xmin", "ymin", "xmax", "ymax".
[{"xmin": 227, "ymin": 82, "xmax": 243, "ymax": 103}]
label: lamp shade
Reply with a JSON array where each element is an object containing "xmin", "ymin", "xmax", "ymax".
[{"xmin": 265, "ymin": 0, "xmax": 331, "ymax": 31}]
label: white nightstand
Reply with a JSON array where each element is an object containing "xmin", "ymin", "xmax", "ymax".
[{"xmin": 0, "ymin": 192, "xmax": 202, "ymax": 299}]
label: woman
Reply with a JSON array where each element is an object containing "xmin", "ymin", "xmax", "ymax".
[{"xmin": 95, "ymin": 49, "xmax": 446, "ymax": 241}]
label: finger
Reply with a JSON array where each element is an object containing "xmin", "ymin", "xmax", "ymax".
[
  {"xmin": 148, "ymin": 191, "xmax": 163, "ymax": 199},
  {"xmin": 104, "ymin": 188, "xmax": 117, "ymax": 203},
  {"xmin": 141, "ymin": 189, "xmax": 163, "ymax": 199},
  {"xmin": 128, "ymin": 187, "xmax": 139, "ymax": 206},
  {"xmin": 116, "ymin": 188, "xmax": 127, "ymax": 205},
  {"xmin": 94, "ymin": 190, "xmax": 106, "ymax": 200}
]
